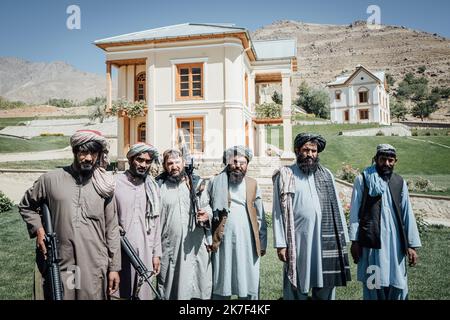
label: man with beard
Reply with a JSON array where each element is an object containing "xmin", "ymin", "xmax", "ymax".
[
  {"xmin": 209, "ymin": 146, "xmax": 267, "ymax": 300},
  {"xmin": 349, "ymin": 144, "xmax": 421, "ymax": 300},
  {"xmin": 272, "ymin": 133, "xmax": 351, "ymax": 300},
  {"xmin": 156, "ymin": 148, "xmax": 212, "ymax": 299},
  {"xmin": 19, "ymin": 130, "xmax": 120, "ymax": 300},
  {"xmin": 114, "ymin": 142, "xmax": 161, "ymax": 300}
]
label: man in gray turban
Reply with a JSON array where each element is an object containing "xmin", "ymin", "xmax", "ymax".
[
  {"xmin": 19, "ymin": 129, "xmax": 121, "ymax": 300},
  {"xmin": 210, "ymin": 145, "xmax": 267, "ymax": 300},
  {"xmin": 272, "ymin": 132, "xmax": 351, "ymax": 300},
  {"xmin": 349, "ymin": 143, "xmax": 421, "ymax": 300},
  {"xmin": 113, "ymin": 142, "xmax": 162, "ymax": 300}
]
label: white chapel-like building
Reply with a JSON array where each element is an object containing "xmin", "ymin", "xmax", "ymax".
[
  {"xmin": 94, "ymin": 23, "xmax": 297, "ymax": 168},
  {"xmin": 326, "ymin": 65, "xmax": 390, "ymax": 125}
]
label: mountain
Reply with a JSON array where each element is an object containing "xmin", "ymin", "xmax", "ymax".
[
  {"xmin": 0, "ymin": 57, "xmax": 112, "ymax": 104},
  {"xmin": 252, "ymin": 20, "xmax": 450, "ymax": 91}
]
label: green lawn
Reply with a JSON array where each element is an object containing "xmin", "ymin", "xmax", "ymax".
[
  {"xmin": 0, "ymin": 136, "xmax": 70, "ymax": 153},
  {"xmin": 0, "ymin": 115, "xmax": 89, "ymax": 130},
  {"xmin": 1, "ymin": 206, "xmax": 448, "ymax": 300},
  {"xmin": 0, "ymin": 159, "xmax": 72, "ymax": 170},
  {"xmin": 266, "ymin": 124, "xmax": 450, "ymax": 196}
]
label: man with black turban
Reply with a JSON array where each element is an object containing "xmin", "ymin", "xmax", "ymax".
[
  {"xmin": 272, "ymin": 133, "xmax": 351, "ymax": 300},
  {"xmin": 209, "ymin": 146, "xmax": 267, "ymax": 300}
]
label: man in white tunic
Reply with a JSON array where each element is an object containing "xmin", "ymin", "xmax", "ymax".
[
  {"xmin": 209, "ymin": 146, "xmax": 267, "ymax": 300},
  {"xmin": 349, "ymin": 144, "xmax": 421, "ymax": 300},
  {"xmin": 272, "ymin": 133, "xmax": 351, "ymax": 300},
  {"xmin": 156, "ymin": 149, "xmax": 212, "ymax": 300},
  {"xmin": 114, "ymin": 143, "xmax": 161, "ymax": 300}
]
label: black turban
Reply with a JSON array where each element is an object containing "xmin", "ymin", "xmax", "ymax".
[{"xmin": 294, "ymin": 133, "xmax": 327, "ymax": 153}]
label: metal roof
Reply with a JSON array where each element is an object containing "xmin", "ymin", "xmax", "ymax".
[
  {"xmin": 327, "ymin": 66, "xmax": 385, "ymax": 86},
  {"xmin": 252, "ymin": 39, "xmax": 297, "ymax": 59},
  {"xmin": 94, "ymin": 23, "xmax": 247, "ymax": 44}
]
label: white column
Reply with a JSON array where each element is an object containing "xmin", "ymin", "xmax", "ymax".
[
  {"xmin": 249, "ymin": 74, "xmax": 256, "ymax": 112},
  {"xmin": 106, "ymin": 62, "xmax": 112, "ymax": 110},
  {"xmin": 257, "ymin": 123, "xmax": 266, "ymax": 156},
  {"xmin": 146, "ymin": 55, "xmax": 156, "ymax": 147},
  {"xmin": 281, "ymin": 72, "xmax": 295, "ymax": 160}
]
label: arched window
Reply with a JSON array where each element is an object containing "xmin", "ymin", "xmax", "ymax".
[
  {"xmin": 358, "ymin": 87, "xmax": 369, "ymax": 104},
  {"xmin": 135, "ymin": 72, "xmax": 146, "ymax": 101},
  {"xmin": 138, "ymin": 122, "xmax": 146, "ymax": 142}
]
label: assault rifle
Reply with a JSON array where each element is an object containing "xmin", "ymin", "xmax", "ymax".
[
  {"xmin": 120, "ymin": 230, "xmax": 163, "ymax": 300},
  {"xmin": 41, "ymin": 203, "xmax": 64, "ymax": 300}
]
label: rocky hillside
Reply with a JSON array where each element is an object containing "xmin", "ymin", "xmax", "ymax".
[
  {"xmin": 0, "ymin": 57, "xmax": 111, "ymax": 104},
  {"xmin": 252, "ymin": 20, "xmax": 450, "ymax": 92}
]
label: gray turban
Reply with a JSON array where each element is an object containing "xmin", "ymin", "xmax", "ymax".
[
  {"xmin": 127, "ymin": 142, "xmax": 159, "ymax": 163},
  {"xmin": 294, "ymin": 133, "xmax": 327, "ymax": 153},
  {"xmin": 223, "ymin": 145, "xmax": 253, "ymax": 165},
  {"xmin": 376, "ymin": 144, "xmax": 397, "ymax": 157}
]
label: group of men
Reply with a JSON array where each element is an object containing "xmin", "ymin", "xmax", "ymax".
[{"xmin": 18, "ymin": 129, "xmax": 421, "ymax": 301}]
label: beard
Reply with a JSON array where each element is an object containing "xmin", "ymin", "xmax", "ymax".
[
  {"xmin": 166, "ymin": 169, "xmax": 186, "ymax": 184},
  {"xmin": 129, "ymin": 165, "xmax": 149, "ymax": 179},
  {"xmin": 227, "ymin": 166, "xmax": 246, "ymax": 185},
  {"xmin": 296, "ymin": 154, "xmax": 320, "ymax": 175},
  {"xmin": 376, "ymin": 164, "xmax": 394, "ymax": 180},
  {"xmin": 77, "ymin": 161, "xmax": 95, "ymax": 178}
]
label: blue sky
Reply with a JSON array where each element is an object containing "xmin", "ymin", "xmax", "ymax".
[{"xmin": 0, "ymin": 0, "xmax": 449, "ymax": 75}]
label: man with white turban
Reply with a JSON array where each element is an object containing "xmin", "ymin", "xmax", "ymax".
[
  {"xmin": 272, "ymin": 133, "xmax": 351, "ymax": 300},
  {"xmin": 349, "ymin": 144, "xmax": 421, "ymax": 300},
  {"xmin": 19, "ymin": 129, "xmax": 121, "ymax": 300},
  {"xmin": 209, "ymin": 145, "xmax": 267, "ymax": 300},
  {"xmin": 113, "ymin": 142, "xmax": 162, "ymax": 300}
]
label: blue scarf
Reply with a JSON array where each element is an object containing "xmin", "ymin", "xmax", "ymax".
[{"xmin": 363, "ymin": 165, "xmax": 387, "ymax": 197}]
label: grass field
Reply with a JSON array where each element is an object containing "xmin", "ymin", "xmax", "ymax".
[
  {"xmin": 0, "ymin": 115, "xmax": 90, "ymax": 130},
  {"xmin": 0, "ymin": 159, "xmax": 72, "ymax": 169},
  {"xmin": 267, "ymin": 124, "xmax": 450, "ymax": 196},
  {"xmin": 1, "ymin": 206, "xmax": 448, "ymax": 300},
  {"xmin": 0, "ymin": 136, "xmax": 70, "ymax": 153}
]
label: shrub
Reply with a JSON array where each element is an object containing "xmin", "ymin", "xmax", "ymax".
[
  {"xmin": 336, "ymin": 163, "xmax": 360, "ymax": 183},
  {"xmin": 255, "ymin": 102, "xmax": 282, "ymax": 119},
  {"xmin": 40, "ymin": 132, "xmax": 64, "ymax": 136},
  {"xmin": 0, "ymin": 191, "xmax": 14, "ymax": 213},
  {"xmin": 425, "ymin": 131, "xmax": 431, "ymax": 136},
  {"xmin": 375, "ymin": 130, "xmax": 385, "ymax": 136},
  {"xmin": 414, "ymin": 210, "xmax": 429, "ymax": 236},
  {"xmin": 412, "ymin": 131, "xmax": 418, "ymax": 136},
  {"xmin": 47, "ymin": 98, "xmax": 77, "ymax": 108}
]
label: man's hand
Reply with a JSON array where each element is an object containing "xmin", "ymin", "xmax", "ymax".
[
  {"xmin": 407, "ymin": 248, "xmax": 418, "ymax": 267},
  {"xmin": 350, "ymin": 241, "xmax": 362, "ymax": 264},
  {"xmin": 108, "ymin": 271, "xmax": 120, "ymax": 296},
  {"xmin": 260, "ymin": 249, "xmax": 266, "ymax": 257},
  {"xmin": 277, "ymin": 248, "xmax": 287, "ymax": 262},
  {"xmin": 196, "ymin": 208, "xmax": 208, "ymax": 223},
  {"xmin": 36, "ymin": 227, "xmax": 47, "ymax": 259},
  {"xmin": 152, "ymin": 256, "xmax": 161, "ymax": 275}
]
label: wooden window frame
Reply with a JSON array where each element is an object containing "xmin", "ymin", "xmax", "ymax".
[
  {"xmin": 344, "ymin": 110, "xmax": 350, "ymax": 122},
  {"xmin": 358, "ymin": 89, "xmax": 369, "ymax": 104},
  {"xmin": 135, "ymin": 71, "xmax": 146, "ymax": 102},
  {"xmin": 176, "ymin": 117, "xmax": 204, "ymax": 154},
  {"xmin": 335, "ymin": 90, "xmax": 341, "ymax": 101},
  {"xmin": 359, "ymin": 109, "xmax": 369, "ymax": 120},
  {"xmin": 137, "ymin": 122, "xmax": 146, "ymax": 142},
  {"xmin": 175, "ymin": 63, "xmax": 204, "ymax": 101}
]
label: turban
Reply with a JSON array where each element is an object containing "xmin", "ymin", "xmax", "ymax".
[
  {"xmin": 375, "ymin": 143, "xmax": 397, "ymax": 158},
  {"xmin": 222, "ymin": 145, "xmax": 253, "ymax": 165},
  {"xmin": 70, "ymin": 129, "xmax": 110, "ymax": 168},
  {"xmin": 70, "ymin": 130, "xmax": 114, "ymax": 198},
  {"xmin": 127, "ymin": 142, "xmax": 159, "ymax": 164},
  {"xmin": 294, "ymin": 133, "xmax": 327, "ymax": 153}
]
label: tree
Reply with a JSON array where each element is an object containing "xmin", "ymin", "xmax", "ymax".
[
  {"xmin": 294, "ymin": 81, "xmax": 330, "ymax": 119},
  {"xmin": 411, "ymin": 95, "xmax": 439, "ymax": 121},
  {"xmin": 271, "ymin": 91, "xmax": 283, "ymax": 105},
  {"xmin": 386, "ymin": 73, "xmax": 395, "ymax": 87},
  {"xmin": 390, "ymin": 98, "xmax": 408, "ymax": 121}
]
